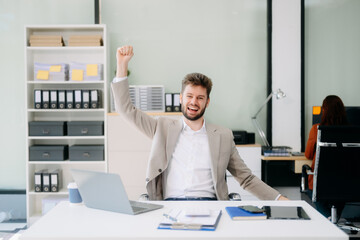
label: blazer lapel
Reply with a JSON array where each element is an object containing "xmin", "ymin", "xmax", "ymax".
[
  {"xmin": 166, "ymin": 118, "xmax": 183, "ymax": 162},
  {"xmin": 206, "ymin": 123, "xmax": 220, "ymax": 184}
]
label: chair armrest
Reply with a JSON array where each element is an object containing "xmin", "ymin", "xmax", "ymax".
[
  {"xmin": 139, "ymin": 193, "xmax": 242, "ymax": 201},
  {"xmin": 301, "ymin": 164, "xmax": 314, "ymax": 193},
  {"xmin": 139, "ymin": 193, "xmax": 149, "ymax": 201},
  {"xmin": 228, "ymin": 192, "xmax": 241, "ymax": 201}
]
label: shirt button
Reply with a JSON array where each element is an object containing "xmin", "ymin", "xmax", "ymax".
[
  {"xmin": 145, "ymin": 178, "xmax": 149, "ymax": 182},
  {"xmin": 158, "ymin": 169, "xmax": 162, "ymax": 173}
]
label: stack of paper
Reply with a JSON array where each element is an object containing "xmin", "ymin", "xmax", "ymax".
[
  {"xmin": 69, "ymin": 62, "xmax": 103, "ymax": 81},
  {"xmin": 129, "ymin": 85, "xmax": 165, "ymax": 112},
  {"xmin": 158, "ymin": 208, "xmax": 222, "ymax": 231},
  {"xmin": 68, "ymin": 35, "xmax": 103, "ymax": 46},
  {"xmin": 34, "ymin": 63, "xmax": 69, "ymax": 81},
  {"xmin": 30, "ymin": 35, "xmax": 64, "ymax": 47}
]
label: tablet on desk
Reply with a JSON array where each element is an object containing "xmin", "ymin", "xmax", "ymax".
[{"xmin": 265, "ymin": 206, "xmax": 310, "ymax": 220}]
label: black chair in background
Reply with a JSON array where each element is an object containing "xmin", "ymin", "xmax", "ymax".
[{"xmin": 302, "ymin": 125, "xmax": 360, "ymax": 227}]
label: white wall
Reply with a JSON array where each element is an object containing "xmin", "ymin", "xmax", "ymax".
[
  {"xmin": 0, "ymin": 0, "xmax": 94, "ymax": 189},
  {"xmin": 272, "ymin": 0, "xmax": 301, "ymax": 151}
]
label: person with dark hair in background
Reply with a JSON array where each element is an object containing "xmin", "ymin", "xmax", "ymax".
[{"xmin": 305, "ymin": 95, "xmax": 348, "ymax": 217}]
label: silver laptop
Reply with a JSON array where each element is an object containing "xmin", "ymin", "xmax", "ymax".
[{"xmin": 70, "ymin": 169, "xmax": 163, "ymax": 215}]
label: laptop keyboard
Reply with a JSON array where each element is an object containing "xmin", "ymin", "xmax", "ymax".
[
  {"xmin": 130, "ymin": 200, "xmax": 156, "ymax": 212},
  {"xmin": 132, "ymin": 206, "xmax": 146, "ymax": 212},
  {"xmin": 129, "ymin": 200, "xmax": 163, "ymax": 214}
]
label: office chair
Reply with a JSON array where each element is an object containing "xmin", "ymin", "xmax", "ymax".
[
  {"xmin": 139, "ymin": 192, "xmax": 241, "ymax": 201},
  {"xmin": 302, "ymin": 125, "xmax": 360, "ymax": 226},
  {"xmin": 138, "ymin": 175, "xmax": 242, "ymax": 201}
]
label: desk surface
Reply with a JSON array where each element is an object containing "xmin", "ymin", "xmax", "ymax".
[
  {"xmin": 20, "ymin": 200, "xmax": 347, "ymax": 240},
  {"xmin": 261, "ymin": 155, "xmax": 308, "ymax": 161},
  {"xmin": 261, "ymin": 155, "xmax": 312, "ymax": 174}
]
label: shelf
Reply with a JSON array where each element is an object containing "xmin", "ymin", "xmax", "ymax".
[
  {"xmin": 28, "ymin": 161, "xmax": 105, "ymax": 165},
  {"xmin": 28, "ymin": 136, "xmax": 105, "ymax": 140},
  {"xmin": 108, "ymin": 112, "xmax": 182, "ymax": 116},
  {"xmin": 27, "ymin": 108, "xmax": 105, "ymax": 113},
  {"xmin": 27, "ymin": 46, "xmax": 105, "ymax": 51},
  {"xmin": 28, "ymin": 190, "xmax": 68, "ymax": 195},
  {"xmin": 25, "ymin": 24, "xmax": 108, "ymax": 226},
  {"xmin": 27, "ymin": 80, "xmax": 104, "ymax": 85}
]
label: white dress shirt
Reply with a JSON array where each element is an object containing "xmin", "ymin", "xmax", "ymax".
[{"xmin": 163, "ymin": 120, "xmax": 216, "ymax": 199}]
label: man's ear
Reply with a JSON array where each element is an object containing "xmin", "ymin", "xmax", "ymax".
[
  {"xmin": 179, "ymin": 93, "xmax": 183, "ymax": 104},
  {"xmin": 206, "ymin": 97, "xmax": 210, "ymax": 107}
]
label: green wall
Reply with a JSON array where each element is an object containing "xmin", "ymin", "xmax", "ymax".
[
  {"xmin": 101, "ymin": 0, "xmax": 268, "ymax": 132},
  {"xmin": 304, "ymin": 0, "xmax": 360, "ymax": 142},
  {"xmin": 1, "ymin": 0, "xmax": 360, "ymax": 189},
  {"xmin": 0, "ymin": 0, "xmax": 94, "ymax": 189}
]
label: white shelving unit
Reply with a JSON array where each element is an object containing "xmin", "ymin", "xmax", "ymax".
[{"xmin": 24, "ymin": 25, "xmax": 108, "ymax": 225}]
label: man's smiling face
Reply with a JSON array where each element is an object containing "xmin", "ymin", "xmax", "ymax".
[{"xmin": 180, "ymin": 84, "xmax": 210, "ymax": 121}]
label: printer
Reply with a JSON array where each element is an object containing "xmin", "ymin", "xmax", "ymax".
[{"xmin": 232, "ymin": 130, "xmax": 255, "ymax": 145}]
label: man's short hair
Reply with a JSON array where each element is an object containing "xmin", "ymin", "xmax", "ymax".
[{"xmin": 181, "ymin": 73, "xmax": 213, "ymax": 98}]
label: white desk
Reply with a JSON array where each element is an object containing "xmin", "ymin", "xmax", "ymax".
[{"xmin": 20, "ymin": 200, "xmax": 347, "ymax": 240}]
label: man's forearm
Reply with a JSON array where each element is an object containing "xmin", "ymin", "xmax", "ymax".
[{"xmin": 116, "ymin": 63, "xmax": 128, "ymax": 78}]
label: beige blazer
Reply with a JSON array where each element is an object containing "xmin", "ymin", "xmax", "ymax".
[{"xmin": 111, "ymin": 80, "xmax": 280, "ymax": 200}]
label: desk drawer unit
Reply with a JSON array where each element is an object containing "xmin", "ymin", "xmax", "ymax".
[
  {"xmin": 69, "ymin": 145, "xmax": 104, "ymax": 161},
  {"xmin": 29, "ymin": 121, "xmax": 66, "ymax": 136},
  {"xmin": 29, "ymin": 145, "xmax": 68, "ymax": 161},
  {"xmin": 67, "ymin": 121, "xmax": 104, "ymax": 136}
]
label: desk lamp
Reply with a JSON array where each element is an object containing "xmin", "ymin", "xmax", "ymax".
[{"xmin": 251, "ymin": 88, "xmax": 286, "ymax": 147}]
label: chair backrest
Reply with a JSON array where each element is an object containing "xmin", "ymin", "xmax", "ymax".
[{"xmin": 312, "ymin": 125, "xmax": 360, "ymax": 203}]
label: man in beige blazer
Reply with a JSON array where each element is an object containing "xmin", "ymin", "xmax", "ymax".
[{"xmin": 112, "ymin": 46, "xmax": 288, "ymax": 201}]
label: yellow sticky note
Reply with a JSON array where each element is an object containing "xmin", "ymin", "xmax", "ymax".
[
  {"xmin": 72, "ymin": 69, "xmax": 84, "ymax": 81},
  {"xmin": 50, "ymin": 65, "xmax": 61, "ymax": 72},
  {"xmin": 313, "ymin": 106, "xmax": 322, "ymax": 115},
  {"xmin": 86, "ymin": 64, "xmax": 98, "ymax": 76},
  {"xmin": 37, "ymin": 70, "xmax": 49, "ymax": 80}
]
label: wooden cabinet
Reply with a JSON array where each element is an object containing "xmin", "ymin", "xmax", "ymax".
[
  {"xmin": 227, "ymin": 145, "xmax": 262, "ymax": 200},
  {"xmin": 107, "ymin": 113, "xmax": 181, "ymax": 200}
]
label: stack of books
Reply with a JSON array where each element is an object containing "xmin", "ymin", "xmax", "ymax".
[
  {"xmin": 29, "ymin": 35, "xmax": 64, "ymax": 47},
  {"xmin": 262, "ymin": 146, "xmax": 292, "ymax": 157},
  {"xmin": 68, "ymin": 35, "xmax": 103, "ymax": 46}
]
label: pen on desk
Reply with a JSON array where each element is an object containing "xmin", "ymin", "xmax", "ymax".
[{"xmin": 163, "ymin": 213, "xmax": 178, "ymax": 222}]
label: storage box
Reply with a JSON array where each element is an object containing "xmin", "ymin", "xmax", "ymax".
[
  {"xmin": 29, "ymin": 145, "xmax": 68, "ymax": 161},
  {"xmin": 67, "ymin": 121, "xmax": 104, "ymax": 136},
  {"xmin": 69, "ymin": 145, "xmax": 104, "ymax": 161},
  {"xmin": 34, "ymin": 62, "xmax": 69, "ymax": 81},
  {"xmin": 69, "ymin": 62, "xmax": 103, "ymax": 81},
  {"xmin": 29, "ymin": 121, "xmax": 66, "ymax": 136}
]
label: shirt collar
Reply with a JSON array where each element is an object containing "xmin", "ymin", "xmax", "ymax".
[{"xmin": 182, "ymin": 118, "xmax": 207, "ymax": 133}]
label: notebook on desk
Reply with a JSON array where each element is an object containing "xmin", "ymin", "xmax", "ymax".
[{"xmin": 70, "ymin": 169, "xmax": 163, "ymax": 215}]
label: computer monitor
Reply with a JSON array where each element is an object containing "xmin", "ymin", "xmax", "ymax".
[{"xmin": 312, "ymin": 106, "xmax": 360, "ymax": 125}]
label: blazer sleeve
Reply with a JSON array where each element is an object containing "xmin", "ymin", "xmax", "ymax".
[
  {"xmin": 227, "ymin": 134, "xmax": 280, "ymax": 200},
  {"xmin": 111, "ymin": 79, "xmax": 157, "ymax": 139}
]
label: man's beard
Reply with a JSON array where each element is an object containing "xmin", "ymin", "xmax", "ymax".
[{"xmin": 182, "ymin": 104, "xmax": 207, "ymax": 121}]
